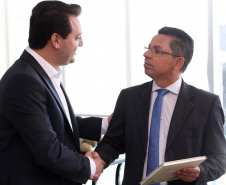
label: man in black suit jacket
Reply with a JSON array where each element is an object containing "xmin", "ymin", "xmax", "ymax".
[
  {"xmin": 95, "ymin": 27, "xmax": 226, "ymax": 185},
  {"xmin": 0, "ymin": 1, "xmax": 111, "ymax": 185}
]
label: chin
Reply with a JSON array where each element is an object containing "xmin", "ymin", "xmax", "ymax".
[
  {"xmin": 69, "ymin": 58, "xmax": 75, "ymax": 64},
  {"xmin": 144, "ymin": 70, "xmax": 153, "ymax": 78}
]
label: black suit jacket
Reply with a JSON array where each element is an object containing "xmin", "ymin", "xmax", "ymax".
[
  {"xmin": 0, "ymin": 50, "xmax": 102, "ymax": 185},
  {"xmin": 95, "ymin": 80, "xmax": 226, "ymax": 185}
]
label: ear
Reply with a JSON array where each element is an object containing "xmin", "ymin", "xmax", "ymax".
[
  {"xmin": 174, "ymin": 57, "xmax": 184, "ymax": 71},
  {"xmin": 51, "ymin": 33, "xmax": 61, "ymax": 49}
]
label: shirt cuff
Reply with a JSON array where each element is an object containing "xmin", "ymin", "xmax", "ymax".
[
  {"xmin": 87, "ymin": 156, "xmax": 96, "ymax": 176},
  {"xmin": 101, "ymin": 117, "xmax": 109, "ymax": 134}
]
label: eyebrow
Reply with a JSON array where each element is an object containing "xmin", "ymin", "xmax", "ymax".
[{"xmin": 149, "ymin": 45, "xmax": 162, "ymax": 49}]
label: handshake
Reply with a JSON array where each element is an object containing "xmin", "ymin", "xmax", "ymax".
[{"xmin": 85, "ymin": 151, "xmax": 105, "ymax": 181}]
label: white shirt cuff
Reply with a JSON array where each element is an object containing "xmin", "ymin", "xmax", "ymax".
[
  {"xmin": 87, "ymin": 156, "xmax": 96, "ymax": 176},
  {"xmin": 101, "ymin": 118, "xmax": 109, "ymax": 134}
]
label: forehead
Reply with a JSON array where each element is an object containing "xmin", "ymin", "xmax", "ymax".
[
  {"xmin": 150, "ymin": 34, "xmax": 173, "ymax": 49},
  {"xmin": 69, "ymin": 15, "xmax": 82, "ymax": 35}
]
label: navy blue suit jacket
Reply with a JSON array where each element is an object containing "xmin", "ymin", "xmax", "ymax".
[
  {"xmin": 0, "ymin": 50, "xmax": 102, "ymax": 185},
  {"xmin": 96, "ymin": 80, "xmax": 226, "ymax": 185}
]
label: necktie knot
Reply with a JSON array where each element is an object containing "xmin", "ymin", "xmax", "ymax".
[{"xmin": 157, "ymin": 89, "xmax": 169, "ymax": 96}]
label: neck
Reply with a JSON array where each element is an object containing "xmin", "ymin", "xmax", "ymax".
[
  {"xmin": 154, "ymin": 76, "xmax": 180, "ymax": 88},
  {"xmin": 32, "ymin": 47, "xmax": 57, "ymax": 68}
]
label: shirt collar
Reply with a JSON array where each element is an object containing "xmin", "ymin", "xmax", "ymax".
[
  {"xmin": 26, "ymin": 46, "xmax": 62, "ymax": 79},
  {"xmin": 152, "ymin": 77, "xmax": 182, "ymax": 95}
]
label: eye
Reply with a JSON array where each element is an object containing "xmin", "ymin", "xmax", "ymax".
[
  {"xmin": 154, "ymin": 49, "xmax": 161, "ymax": 55},
  {"xmin": 75, "ymin": 35, "xmax": 81, "ymax": 40}
]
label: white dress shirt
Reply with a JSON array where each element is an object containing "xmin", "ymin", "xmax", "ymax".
[
  {"xmin": 26, "ymin": 46, "xmax": 109, "ymax": 177},
  {"xmin": 143, "ymin": 78, "xmax": 182, "ymax": 185}
]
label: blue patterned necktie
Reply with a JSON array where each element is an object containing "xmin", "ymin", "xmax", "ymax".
[{"xmin": 146, "ymin": 89, "xmax": 169, "ymax": 184}]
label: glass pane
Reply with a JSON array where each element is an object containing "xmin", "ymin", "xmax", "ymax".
[
  {"xmin": 212, "ymin": 1, "xmax": 226, "ymax": 185},
  {"xmin": 129, "ymin": 0, "xmax": 208, "ymax": 89},
  {"xmin": 64, "ymin": 0, "xmax": 127, "ymax": 116},
  {"xmin": 65, "ymin": 0, "xmax": 209, "ymax": 116},
  {"xmin": 7, "ymin": 0, "xmax": 38, "ymax": 65},
  {"xmin": 213, "ymin": 0, "xmax": 226, "ymax": 114}
]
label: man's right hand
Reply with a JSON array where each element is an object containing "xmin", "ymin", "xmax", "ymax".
[{"xmin": 85, "ymin": 151, "xmax": 105, "ymax": 181}]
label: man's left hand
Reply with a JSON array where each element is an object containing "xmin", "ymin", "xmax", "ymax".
[{"xmin": 173, "ymin": 166, "xmax": 200, "ymax": 182}]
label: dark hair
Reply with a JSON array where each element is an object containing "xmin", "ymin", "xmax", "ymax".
[
  {"xmin": 28, "ymin": 1, "xmax": 81, "ymax": 49},
  {"xmin": 158, "ymin": 27, "xmax": 194, "ymax": 72}
]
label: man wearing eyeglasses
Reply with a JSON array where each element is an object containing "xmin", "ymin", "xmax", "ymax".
[{"xmin": 95, "ymin": 27, "xmax": 226, "ymax": 185}]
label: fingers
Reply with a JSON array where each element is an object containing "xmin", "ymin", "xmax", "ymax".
[
  {"xmin": 94, "ymin": 153, "xmax": 105, "ymax": 179},
  {"xmin": 173, "ymin": 166, "xmax": 200, "ymax": 182},
  {"xmin": 89, "ymin": 174, "xmax": 100, "ymax": 181},
  {"xmin": 92, "ymin": 174, "xmax": 101, "ymax": 181},
  {"xmin": 173, "ymin": 172, "xmax": 196, "ymax": 182},
  {"xmin": 85, "ymin": 151, "xmax": 100, "ymax": 158},
  {"xmin": 85, "ymin": 151, "xmax": 92, "ymax": 158},
  {"xmin": 92, "ymin": 152, "xmax": 100, "ymax": 158},
  {"xmin": 86, "ymin": 151, "xmax": 105, "ymax": 181}
]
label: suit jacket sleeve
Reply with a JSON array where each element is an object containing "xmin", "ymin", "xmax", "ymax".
[
  {"xmin": 167, "ymin": 84, "xmax": 226, "ymax": 185},
  {"xmin": 196, "ymin": 95, "xmax": 226, "ymax": 184},
  {"xmin": 76, "ymin": 116, "xmax": 102, "ymax": 141},
  {"xmin": 95, "ymin": 90, "xmax": 126, "ymax": 167}
]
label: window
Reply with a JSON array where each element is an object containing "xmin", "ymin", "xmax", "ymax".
[
  {"xmin": 0, "ymin": 0, "xmax": 9, "ymax": 77},
  {"xmin": 211, "ymin": 1, "xmax": 226, "ymax": 183},
  {"xmin": 64, "ymin": 0, "xmax": 209, "ymax": 117},
  {"xmin": 64, "ymin": 0, "xmax": 127, "ymax": 116},
  {"xmin": 213, "ymin": 0, "xmax": 226, "ymax": 113}
]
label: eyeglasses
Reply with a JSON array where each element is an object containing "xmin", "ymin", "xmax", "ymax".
[{"xmin": 144, "ymin": 46, "xmax": 180, "ymax": 57}]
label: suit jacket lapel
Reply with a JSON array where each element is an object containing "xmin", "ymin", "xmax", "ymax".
[
  {"xmin": 20, "ymin": 50, "xmax": 74, "ymax": 134},
  {"xmin": 60, "ymin": 84, "xmax": 80, "ymax": 150},
  {"xmin": 20, "ymin": 50, "xmax": 65, "ymax": 112},
  {"xmin": 166, "ymin": 80, "xmax": 194, "ymax": 151},
  {"xmin": 135, "ymin": 81, "xmax": 153, "ymax": 154}
]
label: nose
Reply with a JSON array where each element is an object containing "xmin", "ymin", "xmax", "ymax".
[
  {"xmin": 79, "ymin": 37, "xmax": 83, "ymax": 47},
  {"xmin": 143, "ymin": 49, "xmax": 152, "ymax": 58}
]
